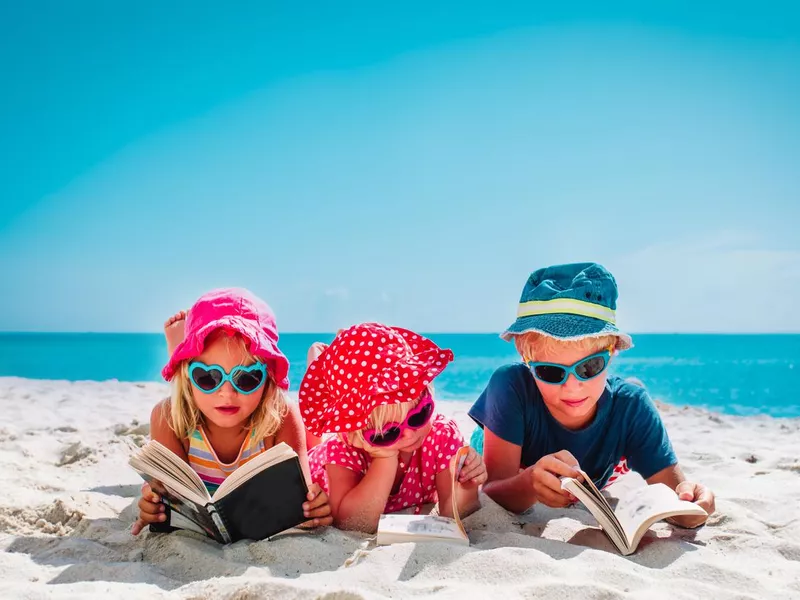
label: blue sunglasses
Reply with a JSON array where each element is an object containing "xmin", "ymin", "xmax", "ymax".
[
  {"xmin": 526, "ymin": 350, "xmax": 611, "ymax": 385},
  {"xmin": 188, "ymin": 361, "xmax": 268, "ymax": 394}
]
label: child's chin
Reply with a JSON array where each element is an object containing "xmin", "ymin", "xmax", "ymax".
[{"xmin": 396, "ymin": 437, "xmax": 425, "ymax": 453}]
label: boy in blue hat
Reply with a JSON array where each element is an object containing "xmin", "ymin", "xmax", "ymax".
[{"xmin": 468, "ymin": 262, "xmax": 715, "ymax": 527}]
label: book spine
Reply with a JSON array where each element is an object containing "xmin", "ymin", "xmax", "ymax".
[{"xmin": 207, "ymin": 503, "xmax": 233, "ymax": 544}]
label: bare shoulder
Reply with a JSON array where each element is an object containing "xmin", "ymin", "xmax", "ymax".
[
  {"xmin": 150, "ymin": 398, "xmax": 172, "ymax": 431},
  {"xmin": 275, "ymin": 400, "xmax": 304, "ymax": 445},
  {"xmin": 149, "ymin": 398, "xmax": 188, "ymax": 459}
]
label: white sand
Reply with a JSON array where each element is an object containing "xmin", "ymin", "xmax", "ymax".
[{"xmin": 1, "ymin": 377, "xmax": 799, "ymax": 599}]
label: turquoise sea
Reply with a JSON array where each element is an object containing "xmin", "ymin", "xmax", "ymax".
[{"xmin": 0, "ymin": 333, "xmax": 798, "ymax": 417}]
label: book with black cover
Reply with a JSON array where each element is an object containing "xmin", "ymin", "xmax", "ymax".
[{"xmin": 129, "ymin": 440, "xmax": 309, "ymax": 544}]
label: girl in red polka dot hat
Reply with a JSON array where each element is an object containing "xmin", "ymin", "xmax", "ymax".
[{"xmin": 298, "ymin": 322, "xmax": 487, "ymax": 533}]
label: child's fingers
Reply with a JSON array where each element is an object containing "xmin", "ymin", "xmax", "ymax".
[
  {"xmin": 131, "ymin": 518, "xmax": 145, "ymax": 535},
  {"xmin": 297, "ymin": 518, "xmax": 320, "ymax": 529},
  {"xmin": 315, "ymin": 514, "xmax": 334, "ymax": 527},
  {"xmin": 138, "ymin": 499, "xmax": 164, "ymax": 516},
  {"xmin": 536, "ymin": 486, "xmax": 573, "ymax": 508},
  {"xmin": 536, "ymin": 470, "xmax": 571, "ymax": 497},
  {"xmin": 458, "ymin": 462, "xmax": 484, "ymax": 482},
  {"xmin": 306, "ymin": 483, "xmax": 321, "ymax": 500},
  {"xmin": 297, "ymin": 512, "xmax": 333, "ymax": 529},
  {"xmin": 538, "ymin": 455, "xmax": 580, "ymax": 479},
  {"xmin": 304, "ymin": 503, "xmax": 332, "ymax": 520},
  {"xmin": 302, "ymin": 492, "xmax": 328, "ymax": 511},
  {"xmin": 553, "ymin": 450, "xmax": 579, "ymax": 468}
]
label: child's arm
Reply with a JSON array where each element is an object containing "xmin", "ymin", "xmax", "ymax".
[
  {"xmin": 275, "ymin": 403, "xmax": 333, "ymax": 528},
  {"xmin": 131, "ymin": 399, "xmax": 187, "ymax": 535},
  {"xmin": 622, "ymin": 382, "xmax": 713, "ymax": 526},
  {"xmin": 325, "ymin": 453, "xmax": 399, "ymax": 533},
  {"xmin": 480, "ymin": 428, "xmax": 537, "ymax": 512},
  {"xmin": 150, "ymin": 398, "xmax": 189, "ymax": 459},
  {"xmin": 436, "ymin": 446, "xmax": 485, "ymax": 519},
  {"xmin": 647, "ymin": 464, "xmax": 715, "ymax": 528},
  {"xmin": 275, "ymin": 402, "xmax": 312, "ymax": 482},
  {"xmin": 482, "ymin": 428, "xmax": 579, "ymax": 513}
]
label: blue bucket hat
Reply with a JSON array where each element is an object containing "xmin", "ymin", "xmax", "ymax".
[{"xmin": 501, "ymin": 262, "xmax": 632, "ymax": 350}]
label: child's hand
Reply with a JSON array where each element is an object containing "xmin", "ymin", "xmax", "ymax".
[
  {"xmin": 362, "ymin": 445, "xmax": 400, "ymax": 459},
  {"xmin": 529, "ymin": 450, "xmax": 581, "ymax": 508},
  {"xmin": 452, "ymin": 447, "xmax": 487, "ymax": 488},
  {"xmin": 131, "ymin": 482, "xmax": 166, "ymax": 535},
  {"xmin": 669, "ymin": 481, "xmax": 715, "ymax": 528},
  {"xmin": 307, "ymin": 342, "xmax": 329, "ymax": 368},
  {"xmin": 298, "ymin": 483, "xmax": 333, "ymax": 529}
]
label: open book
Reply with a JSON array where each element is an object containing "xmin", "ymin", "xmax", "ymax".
[
  {"xmin": 561, "ymin": 469, "xmax": 707, "ymax": 555},
  {"xmin": 129, "ymin": 440, "xmax": 308, "ymax": 544},
  {"xmin": 376, "ymin": 446, "xmax": 470, "ymax": 546}
]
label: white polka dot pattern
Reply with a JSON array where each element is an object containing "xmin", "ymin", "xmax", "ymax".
[
  {"xmin": 298, "ymin": 323, "xmax": 455, "ymax": 436},
  {"xmin": 308, "ymin": 414, "xmax": 464, "ymax": 513}
]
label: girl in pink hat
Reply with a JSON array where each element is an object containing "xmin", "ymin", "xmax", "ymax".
[
  {"xmin": 131, "ymin": 288, "xmax": 332, "ymax": 535},
  {"xmin": 298, "ymin": 323, "xmax": 487, "ymax": 533}
]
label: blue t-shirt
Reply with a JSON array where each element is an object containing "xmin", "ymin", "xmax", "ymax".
[{"xmin": 468, "ymin": 364, "xmax": 677, "ymax": 488}]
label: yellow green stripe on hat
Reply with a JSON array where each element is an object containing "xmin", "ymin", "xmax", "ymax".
[{"xmin": 517, "ymin": 298, "xmax": 616, "ymax": 324}]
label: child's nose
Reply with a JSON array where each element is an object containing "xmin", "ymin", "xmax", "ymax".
[
  {"xmin": 562, "ymin": 373, "xmax": 582, "ymax": 390},
  {"xmin": 218, "ymin": 381, "xmax": 237, "ymax": 398}
]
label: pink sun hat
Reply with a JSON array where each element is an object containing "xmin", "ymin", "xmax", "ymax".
[{"xmin": 161, "ymin": 288, "xmax": 290, "ymax": 390}]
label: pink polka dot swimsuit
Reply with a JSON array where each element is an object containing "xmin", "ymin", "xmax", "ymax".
[{"xmin": 308, "ymin": 414, "xmax": 464, "ymax": 513}]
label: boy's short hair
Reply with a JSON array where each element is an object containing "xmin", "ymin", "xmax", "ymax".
[{"xmin": 514, "ymin": 331, "xmax": 619, "ymax": 362}]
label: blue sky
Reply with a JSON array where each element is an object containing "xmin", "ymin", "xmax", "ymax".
[{"xmin": 1, "ymin": 2, "xmax": 799, "ymax": 333}]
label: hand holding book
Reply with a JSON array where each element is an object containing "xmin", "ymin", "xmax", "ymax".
[
  {"xmin": 131, "ymin": 482, "xmax": 166, "ymax": 535},
  {"xmin": 529, "ymin": 450, "xmax": 582, "ymax": 508},
  {"xmin": 668, "ymin": 480, "xmax": 715, "ymax": 528},
  {"xmin": 299, "ymin": 483, "xmax": 333, "ymax": 528},
  {"xmin": 129, "ymin": 441, "xmax": 313, "ymax": 543},
  {"xmin": 452, "ymin": 445, "xmax": 487, "ymax": 488}
]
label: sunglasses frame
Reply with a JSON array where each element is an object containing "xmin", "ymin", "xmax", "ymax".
[
  {"xmin": 363, "ymin": 390, "xmax": 435, "ymax": 447},
  {"xmin": 526, "ymin": 349, "xmax": 612, "ymax": 385},
  {"xmin": 188, "ymin": 361, "xmax": 268, "ymax": 395}
]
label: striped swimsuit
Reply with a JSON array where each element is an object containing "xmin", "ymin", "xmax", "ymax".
[{"xmin": 187, "ymin": 427, "xmax": 266, "ymax": 495}]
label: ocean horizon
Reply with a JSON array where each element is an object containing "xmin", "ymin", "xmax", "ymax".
[{"xmin": 1, "ymin": 332, "xmax": 798, "ymax": 418}]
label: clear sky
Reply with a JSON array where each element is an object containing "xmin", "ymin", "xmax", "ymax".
[{"xmin": 1, "ymin": 1, "xmax": 799, "ymax": 333}]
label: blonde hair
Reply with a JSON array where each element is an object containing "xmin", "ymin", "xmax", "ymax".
[
  {"xmin": 168, "ymin": 332, "xmax": 288, "ymax": 441},
  {"xmin": 343, "ymin": 385, "xmax": 433, "ymax": 446},
  {"xmin": 514, "ymin": 332, "xmax": 619, "ymax": 363}
]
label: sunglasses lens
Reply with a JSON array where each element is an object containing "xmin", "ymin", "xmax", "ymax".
[
  {"xmin": 191, "ymin": 366, "xmax": 222, "ymax": 391},
  {"xmin": 407, "ymin": 402, "xmax": 434, "ymax": 428},
  {"xmin": 368, "ymin": 426, "xmax": 402, "ymax": 447},
  {"xmin": 232, "ymin": 369, "xmax": 264, "ymax": 393},
  {"xmin": 575, "ymin": 356, "xmax": 607, "ymax": 380},
  {"xmin": 533, "ymin": 365, "xmax": 567, "ymax": 384}
]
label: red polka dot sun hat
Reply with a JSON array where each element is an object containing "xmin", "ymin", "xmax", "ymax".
[{"xmin": 298, "ymin": 323, "xmax": 454, "ymax": 436}]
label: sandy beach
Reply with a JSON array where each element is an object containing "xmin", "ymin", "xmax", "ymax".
[{"xmin": 1, "ymin": 376, "xmax": 799, "ymax": 599}]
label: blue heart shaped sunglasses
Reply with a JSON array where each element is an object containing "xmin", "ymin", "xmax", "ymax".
[{"xmin": 188, "ymin": 361, "xmax": 268, "ymax": 394}]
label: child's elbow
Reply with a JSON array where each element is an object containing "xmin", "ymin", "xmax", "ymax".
[{"xmin": 334, "ymin": 513, "xmax": 378, "ymax": 534}]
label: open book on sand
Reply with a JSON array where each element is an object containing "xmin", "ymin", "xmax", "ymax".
[
  {"xmin": 561, "ymin": 469, "xmax": 707, "ymax": 555},
  {"xmin": 376, "ymin": 446, "xmax": 470, "ymax": 547},
  {"xmin": 129, "ymin": 440, "xmax": 308, "ymax": 544}
]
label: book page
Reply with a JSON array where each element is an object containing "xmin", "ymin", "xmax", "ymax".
[
  {"xmin": 129, "ymin": 441, "xmax": 210, "ymax": 506},
  {"xmin": 377, "ymin": 514, "xmax": 469, "ymax": 545},
  {"xmin": 612, "ymin": 482, "xmax": 707, "ymax": 551},
  {"xmin": 561, "ymin": 477, "xmax": 628, "ymax": 554},
  {"xmin": 450, "ymin": 446, "xmax": 470, "ymax": 540},
  {"xmin": 212, "ymin": 442, "xmax": 297, "ymax": 501}
]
